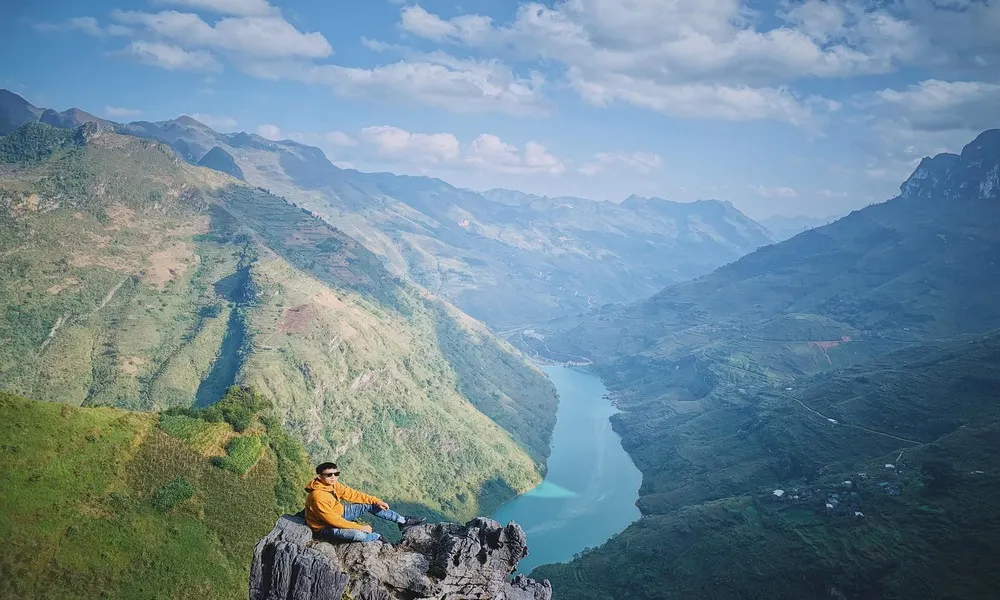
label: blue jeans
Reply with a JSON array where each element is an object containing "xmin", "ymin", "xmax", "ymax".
[{"xmin": 317, "ymin": 503, "xmax": 403, "ymax": 543}]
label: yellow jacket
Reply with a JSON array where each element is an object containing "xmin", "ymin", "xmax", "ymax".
[{"xmin": 304, "ymin": 477, "xmax": 383, "ymax": 532}]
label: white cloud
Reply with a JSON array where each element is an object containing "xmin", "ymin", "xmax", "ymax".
[
  {"xmin": 188, "ymin": 113, "xmax": 238, "ymax": 128},
  {"xmin": 571, "ymin": 74, "xmax": 819, "ymax": 126},
  {"xmin": 394, "ymin": 0, "xmax": 1000, "ymax": 125},
  {"xmin": 872, "ymin": 79, "xmax": 1000, "ymax": 133},
  {"xmin": 115, "ymin": 41, "xmax": 222, "ymax": 72},
  {"xmin": 243, "ymin": 53, "xmax": 549, "ymax": 116},
  {"xmin": 111, "ymin": 9, "xmax": 332, "ymax": 59},
  {"xmin": 394, "ymin": 1, "xmax": 926, "ymax": 125},
  {"xmin": 399, "ymin": 5, "xmax": 493, "ymax": 43},
  {"xmin": 104, "ymin": 106, "xmax": 142, "ymax": 118},
  {"xmin": 256, "ymin": 124, "xmax": 282, "ymax": 140},
  {"xmin": 580, "ymin": 151, "xmax": 662, "ymax": 176},
  {"xmin": 359, "ymin": 125, "xmax": 462, "ymax": 164},
  {"xmin": 465, "ymin": 134, "xmax": 565, "ymax": 174},
  {"xmin": 323, "ymin": 131, "xmax": 356, "ymax": 146},
  {"xmin": 751, "ymin": 185, "xmax": 799, "ymax": 198},
  {"xmin": 33, "ymin": 16, "xmax": 132, "ymax": 37},
  {"xmin": 320, "ymin": 125, "xmax": 565, "ymax": 176},
  {"xmin": 858, "ymin": 78, "xmax": 1000, "ymax": 186},
  {"xmin": 152, "ymin": 0, "xmax": 275, "ymax": 17},
  {"xmin": 818, "ymin": 189, "xmax": 848, "ymax": 198}
]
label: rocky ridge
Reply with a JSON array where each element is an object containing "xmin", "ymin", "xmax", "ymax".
[{"xmin": 250, "ymin": 515, "xmax": 552, "ymax": 600}]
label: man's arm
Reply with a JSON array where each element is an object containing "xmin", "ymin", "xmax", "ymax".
[{"xmin": 334, "ymin": 481, "xmax": 383, "ymax": 506}]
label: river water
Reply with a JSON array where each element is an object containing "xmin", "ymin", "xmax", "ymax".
[{"xmin": 491, "ymin": 365, "xmax": 642, "ymax": 575}]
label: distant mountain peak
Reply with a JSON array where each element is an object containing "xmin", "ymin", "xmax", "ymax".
[
  {"xmin": 198, "ymin": 146, "xmax": 245, "ymax": 181},
  {"xmin": 173, "ymin": 115, "xmax": 209, "ymax": 128}
]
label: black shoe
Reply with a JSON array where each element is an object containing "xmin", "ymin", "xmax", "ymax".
[{"xmin": 398, "ymin": 516, "xmax": 426, "ymax": 531}]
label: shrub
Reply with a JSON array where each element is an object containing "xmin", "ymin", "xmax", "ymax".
[
  {"xmin": 200, "ymin": 385, "xmax": 271, "ymax": 432},
  {"xmin": 213, "ymin": 435, "xmax": 264, "ymax": 475},
  {"xmin": 151, "ymin": 477, "xmax": 196, "ymax": 511}
]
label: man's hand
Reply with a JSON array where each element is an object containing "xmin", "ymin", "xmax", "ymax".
[
  {"xmin": 360, "ymin": 524, "xmax": 373, "ymax": 533},
  {"xmin": 376, "ymin": 500, "xmax": 390, "ymax": 511}
]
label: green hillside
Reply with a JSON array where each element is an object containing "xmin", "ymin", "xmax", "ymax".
[
  {"xmin": 539, "ymin": 129, "xmax": 1000, "ymax": 511},
  {"xmin": 0, "ymin": 387, "xmax": 312, "ymax": 600},
  {"xmin": 0, "ymin": 122, "xmax": 557, "ymax": 525},
  {"xmin": 526, "ymin": 129, "xmax": 1000, "ymax": 598},
  {"xmin": 535, "ymin": 332, "xmax": 1000, "ymax": 599}
]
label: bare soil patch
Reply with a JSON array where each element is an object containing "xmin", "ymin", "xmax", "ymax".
[
  {"xmin": 279, "ymin": 304, "xmax": 318, "ymax": 333},
  {"xmin": 120, "ymin": 356, "xmax": 147, "ymax": 375},
  {"xmin": 46, "ymin": 277, "xmax": 81, "ymax": 295},
  {"xmin": 142, "ymin": 241, "xmax": 196, "ymax": 289}
]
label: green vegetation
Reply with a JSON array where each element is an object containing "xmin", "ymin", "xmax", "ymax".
[
  {"xmin": 190, "ymin": 385, "xmax": 271, "ymax": 433},
  {"xmin": 536, "ymin": 332, "xmax": 1000, "ymax": 599},
  {"xmin": 214, "ymin": 436, "xmax": 265, "ymax": 475},
  {"xmin": 151, "ymin": 477, "xmax": 196, "ymax": 511},
  {"xmin": 535, "ymin": 133, "xmax": 1000, "ymax": 598},
  {"xmin": 0, "ymin": 127, "xmax": 558, "ymax": 535},
  {"xmin": 0, "ymin": 122, "xmax": 78, "ymax": 163},
  {"xmin": 0, "ymin": 389, "xmax": 313, "ymax": 600}
]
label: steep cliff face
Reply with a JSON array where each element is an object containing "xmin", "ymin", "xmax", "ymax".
[{"xmin": 250, "ymin": 515, "xmax": 552, "ymax": 600}]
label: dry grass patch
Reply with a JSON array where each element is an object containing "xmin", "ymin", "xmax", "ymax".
[
  {"xmin": 142, "ymin": 241, "xmax": 196, "ymax": 289},
  {"xmin": 46, "ymin": 277, "xmax": 81, "ymax": 295},
  {"xmin": 119, "ymin": 356, "xmax": 147, "ymax": 376}
]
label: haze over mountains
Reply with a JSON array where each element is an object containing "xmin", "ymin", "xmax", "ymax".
[
  {"xmin": 1, "ymin": 90, "xmax": 787, "ymax": 328},
  {"xmin": 5, "ymin": 79, "xmax": 1000, "ymax": 600},
  {"xmin": 0, "ymin": 116, "xmax": 559, "ymax": 533},
  {"xmin": 529, "ymin": 128, "xmax": 1000, "ymax": 597}
]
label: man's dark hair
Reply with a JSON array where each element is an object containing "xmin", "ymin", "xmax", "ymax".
[{"xmin": 316, "ymin": 462, "xmax": 338, "ymax": 474}]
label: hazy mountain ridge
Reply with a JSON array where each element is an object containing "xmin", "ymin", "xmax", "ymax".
[
  {"xmin": 0, "ymin": 122, "xmax": 558, "ymax": 528},
  {"xmin": 0, "ymin": 91, "xmax": 775, "ymax": 329},
  {"xmin": 529, "ymin": 129, "xmax": 1000, "ymax": 598},
  {"xmin": 760, "ymin": 213, "xmax": 841, "ymax": 242}
]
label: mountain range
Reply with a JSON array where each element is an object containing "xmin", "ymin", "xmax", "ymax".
[
  {"xmin": 0, "ymin": 89, "xmax": 777, "ymax": 329},
  {"xmin": 0, "ymin": 117, "xmax": 560, "ymax": 536},
  {"xmin": 529, "ymin": 129, "xmax": 1000, "ymax": 597}
]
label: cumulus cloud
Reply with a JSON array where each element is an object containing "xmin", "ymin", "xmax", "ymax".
[
  {"xmin": 579, "ymin": 151, "xmax": 662, "ymax": 176},
  {"xmin": 323, "ymin": 131, "xmax": 356, "ymax": 146},
  {"xmin": 243, "ymin": 53, "xmax": 549, "ymax": 116},
  {"xmin": 188, "ymin": 113, "xmax": 238, "ymax": 128},
  {"xmin": 358, "ymin": 126, "xmax": 462, "ymax": 163},
  {"xmin": 465, "ymin": 134, "xmax": 565, "ymax": 174},
  {"xmin": 256, "ymin": 124, "xmax": 282, "ymax": 139},
  {"xmin": 111, "ymin": 9, "xmax": 332, "ymax": 58},
  {"xmin": 151, "ymin": 0, "xmax": 275, "ymax": 17},
  {"xmin": 316, "ymin": 125, "xmax": 565, "ymax": 176},
  {"xmin": 871, "ymin": 79, "xmax": 1000, "ymax": 133},
  {"xmin": 395, "ymin": 0, "xmax": 999, "ymax": 125},
  {"xmin": 858, "ymin": 78, "xmax": 1000, "ymax": 185},
  {"xmin": 115, "ymin": 41, "xmax": 222, "ymax": 72},
  {"xmin": 104, "ymin": 106, "xmax": 142, "ymax": 118}
]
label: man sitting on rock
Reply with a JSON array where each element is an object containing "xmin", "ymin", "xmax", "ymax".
[{"xmin": 305, "ymin": 462, "xmax": 425, "ymax": 543}]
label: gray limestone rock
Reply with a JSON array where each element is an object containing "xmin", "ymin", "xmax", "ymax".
[{"xmin": 250, "ymin": 515, "xmax": 552, "ymax": 600}]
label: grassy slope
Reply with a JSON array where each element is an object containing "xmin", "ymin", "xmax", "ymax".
[
  {"xmin": 0, "ymin": 125, "xmax": 557, "ymax": 525},
  {"xmin": 0, "ymin": 389, "xmax": 311, "ymax": 600},
  {"xmin": 532, "ymin": 133, "xmax": 1000, "ymax": 598},
  {"xmin": 535, "ymin": 332, "xmax": 1000, "ymax": 599},
  {"xmin": 537, "ymin": 132, "xmax": 1000, "ymax": 510}
]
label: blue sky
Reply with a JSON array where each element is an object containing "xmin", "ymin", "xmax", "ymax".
[{"xmin": 2, "ymin": 0, "xmax": 999, "ymax": 219}]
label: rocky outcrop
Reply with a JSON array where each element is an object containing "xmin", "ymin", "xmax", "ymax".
[{"xmin": 250, "ymin": 515, "xmax": 552, "ymax": 600}]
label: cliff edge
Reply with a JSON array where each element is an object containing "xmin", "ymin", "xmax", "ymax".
[{"xmin": 250, "ymin": 515, "xmax": 552, "ymax": 600}]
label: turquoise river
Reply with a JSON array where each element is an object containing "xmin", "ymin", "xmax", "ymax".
[{"xmin": 492, "ymin": 365, "xmax": 643, "ymax": 575}]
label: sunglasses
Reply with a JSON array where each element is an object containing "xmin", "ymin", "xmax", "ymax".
[{"xmin": 322, "ymin": 471, "xmax": 340, "ymax": 477}]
